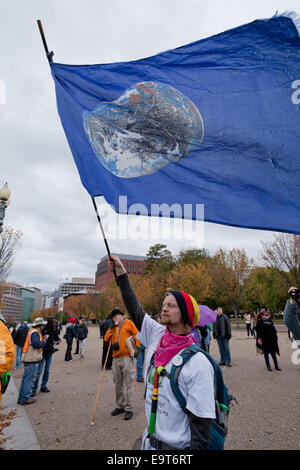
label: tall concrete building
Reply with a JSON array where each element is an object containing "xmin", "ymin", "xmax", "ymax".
[
  {"xmin": 0, "ymin": 283, "xmax": 23, "ymax": 324},
  {"xmin": 95, "ymin": 254, "xmax": 146, "ymax": 290},
  {"xmin": 60, "ymin": 278, "xmax": 95, "ymax": 297}
]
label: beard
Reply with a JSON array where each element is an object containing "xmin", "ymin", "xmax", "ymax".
[{"xmin": 160, "ymin": 317, "xmax": 171, "ymax": 326}]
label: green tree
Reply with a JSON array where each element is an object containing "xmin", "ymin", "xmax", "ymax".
[
  {"xmin": 176, "ymin": 248, "xmax": 211, "ymax": 266},
  {"xmin": 245, "ymin": 266, "xmax": 287, "ymax": 313},
  {"xmin": 145, "ymin": 244, "xmax": 175, "ymax": 274}
]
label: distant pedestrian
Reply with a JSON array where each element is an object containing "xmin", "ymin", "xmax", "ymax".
[
  {"xmin": 64, "ymin": 318, "xmax": 77, "ymax": 362},
  {"xmin": 31, "ymin": 318, "xmax": 61, "ymax": 395},
  {"xmin": 213, "ymin": 307, "xmax": 232, "ymax": 367},
  {"xmin": 74, "ymin": 317, "xmax": 80, "ymax": 355},
  {"xmin": 17, "ymin": 317, "xmax": 47, "ymax": 405},
  {"xmin": 205, "ymin": 324, "xmax": 213, "ymax": 353},
  {"xmin": 99, "ymin": 318, "xmax": 105, "ymax": 338},
  {"xmin": 283, "ymin": 287, "xmax": 300, "ymax": 343},
  {"xmin": 154, "ymin": 314, "xmax": 162, "ymax": 323},
  {"xmin": 101, "ymin": 314, "xmax": 113, "ymax": 370},
  {"xmin": 78, "ymin": 318, "xmax": 88, "ymax": 358},
  {"xmin": 136, "ymin": 343, "xmax": 146, "ymax": 382},
  {"xmin": 244, "ymin": 312, "xmax": 253, "ymax": 338},
  {"xmin": 256, "ymin": 311, "xmax": 281, "ymax": 372},
  {"xmin": 13, "ymin": 321, "xmax": 29, "ymax": 369}
]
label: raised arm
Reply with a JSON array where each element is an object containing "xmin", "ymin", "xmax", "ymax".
[{"xmin": 109, "ymin": 255, "xmax": 146, "ymax": 331}]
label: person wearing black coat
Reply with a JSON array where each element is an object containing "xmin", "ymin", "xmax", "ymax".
[
  {"xmin": 13, "ymin": 322, "xmax": 29, "ymax": 369},
  {"xmin": 256, "ymin": 311, "xmax": 281, "ymax": 371},
  {"xmin": 64, "ymin": 319, "xmax": 77, "ymax": 362},
  {"xmin": 213, "ymin": 308, "xmax": 232, "ymax": 367},
  {"xmin": 101, "ymin": 314, "xmax": 113, "ymax": 370}
]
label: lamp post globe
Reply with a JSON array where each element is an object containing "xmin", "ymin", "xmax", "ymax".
[{"xmin": 0, "ymin": 183, "xmax": 11, "ymax": 234}]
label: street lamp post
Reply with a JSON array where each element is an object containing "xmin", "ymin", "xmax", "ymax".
[{"xmin": 0, "ymin": 183, "xmax": 11, "ymax": 234}]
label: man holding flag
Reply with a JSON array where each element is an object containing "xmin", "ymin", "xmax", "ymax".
[{"xmin": 109, "ymin": 255, "xmax": 215, "ymax": 450}]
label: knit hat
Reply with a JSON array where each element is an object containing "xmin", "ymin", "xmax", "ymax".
[
  {"xmin": 69, "ymin": 317, "xmax": 76, "ymax": 324},
  {"xmin": 167, "ymin": 290, "xmax": 200, "ymax": 328}
]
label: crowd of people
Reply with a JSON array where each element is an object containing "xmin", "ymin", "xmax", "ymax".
[{"xmin": 0, "ymin": 272, "xmax": 299, "ymax": 449}]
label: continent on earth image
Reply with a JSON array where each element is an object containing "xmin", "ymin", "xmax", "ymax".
[{"xmin": 83, "ymin": 81, "xmax": 204, "ymax": 178}]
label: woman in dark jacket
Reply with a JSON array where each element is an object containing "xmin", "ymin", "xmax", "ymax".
[{"xmin": 256, "ymin": 311, "xmax": 281, "ymax": 371}]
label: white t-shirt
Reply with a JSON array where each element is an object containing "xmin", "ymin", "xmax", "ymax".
[{"xmin": 137, "ymin": 314, "xmax": 216, "ymax": 450}]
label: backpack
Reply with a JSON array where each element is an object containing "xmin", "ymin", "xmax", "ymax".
[
  {"xmin": 147, "ymin": 343, "xmax": 234, "ymax": 450},
  {"xmin": 169, "ymin": 344, "xmax": 233, "ymax": 450}
]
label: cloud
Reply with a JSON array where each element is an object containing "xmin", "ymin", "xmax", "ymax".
[{"xmin": 1, "ymin": 0, "xmax": 297, "ymax": 292}]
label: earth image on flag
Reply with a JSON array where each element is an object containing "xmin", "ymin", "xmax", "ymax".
[{"xmin": 83, "ymin": 81, "xmax": 204, "ymax": 178}]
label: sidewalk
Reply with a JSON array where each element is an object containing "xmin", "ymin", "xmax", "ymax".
[{"xmin": 1, "ymin": 375, "xmax": 40, "ymax": 450}]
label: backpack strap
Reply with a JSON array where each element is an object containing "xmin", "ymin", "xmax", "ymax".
[
  {"xmin": 170, "ymin": 344, "xmax": 227, "ymax": 413},
  {"xmin": 169, "ymin": 344, "xmax": 200, "ymax": 412}
]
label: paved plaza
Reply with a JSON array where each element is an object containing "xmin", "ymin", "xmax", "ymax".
[{"xmin": 1, "ymin": 324, "xmax": 299, "ymax": 450}]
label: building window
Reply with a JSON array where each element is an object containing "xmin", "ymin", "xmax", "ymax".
[
  {"xmin": 138, "ymin": 263, "xmax": 141, "ymax": 274},
  {"xmin": 133, "ymin": 263, "xmax": 136, "ymax": 274},
  {"xmin": 127, "ymin": 262, "xmax": 131, "ymax": 273}
]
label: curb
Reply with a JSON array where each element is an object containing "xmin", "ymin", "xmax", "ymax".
[{"xmin": 1, "ymin": 376, "xmax": 41, "ymax": 450}]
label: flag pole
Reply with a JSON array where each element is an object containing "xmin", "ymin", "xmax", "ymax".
[
  {"xmin": 37, "ymin": 20, "xmax": 54, "ymax": 64},
  {"xmin": 92, "ymin": 196, "xmax": 119, "ymax": 286},
  {"xmin": 36, "ymin": 22, "xmax": 118, "ymax": 285}
]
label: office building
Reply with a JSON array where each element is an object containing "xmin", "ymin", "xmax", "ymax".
[{"xmin": 95, "ymin": 254, "xmax": 146, "ymax": 290}]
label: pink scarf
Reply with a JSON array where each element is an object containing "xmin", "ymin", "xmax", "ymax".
[{"xmin": 154, "ymin": 328, "xmax": 195, "ymax": 368}]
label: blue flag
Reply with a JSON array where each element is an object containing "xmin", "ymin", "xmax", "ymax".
[{"xmin": 51, "ymin": 13, "xmax": 300, "ymax": 234}]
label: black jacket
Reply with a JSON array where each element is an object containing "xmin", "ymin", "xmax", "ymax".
[
  {"xmin": 64, "ymin": 324, "xmax": 77, "ymax": 342},
  {"xmin": 13, "ymin": 326, "xmax": 30, "ymax": 347},
  {"xmin": 213, "ymin": 315, "xmax": 231, "ymax": 340},
  {"xmin": 256, "ymin": 318, "xmax": 279, "ymax": 354},
  {"xmin": 41, "ymin": 325, "xmax": 60, "ymax": 358},
  {"xmin": 77, "ymin": 324, "xmax": 88, "ymax": 340}
]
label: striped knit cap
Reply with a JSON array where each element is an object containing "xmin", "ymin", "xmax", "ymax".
[{"xmin": 167, "ymin": 290, "xmax": 200, "ymax": 329}]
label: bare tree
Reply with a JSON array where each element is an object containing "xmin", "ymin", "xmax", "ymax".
[
  {"xmin": 210, "ymin": 248, "xmax": 254, "ymax": 326},
  {"xmin": 261, "ymin": 234, "xmax": 300, "ymax": 287},
  {"xmin": 0, "ymin": 226, "xmax": 22, "ymax": 284}
]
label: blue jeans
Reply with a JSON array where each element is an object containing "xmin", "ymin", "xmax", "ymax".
[
  {"xmin": 32, "ymin": 355, "xmax": 53, "ymax": 392},
  {"xmin": 18, "ymin": 362, "xmax": 40, "ymax": 403},
  {"xmin": 136, "ymin": 348, "xmax": 145, "ymax": 380},
  {"xmin": 15, "ymin": 345, "xmax": 23, "ymax": 369},
  {"xmin": 217, "ymin": 337, "xmax": 231, "ymax": 364}
]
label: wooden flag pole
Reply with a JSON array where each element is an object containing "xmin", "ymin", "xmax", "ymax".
[
  {"xmin": 92, "ymin": 196, "xmax": 119, "ymax": 286},
  {"xmin": 37, "ymin": 20, "xmax": 54, "ymax": 63},
  {"xmin": 90, "ymin": 339, "xmax": 112, "ymax": 425}
]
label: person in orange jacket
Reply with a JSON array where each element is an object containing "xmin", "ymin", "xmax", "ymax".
[
  {"xmin": 104, "ymin": 309, "xmax": 141, "ymax": 421},
  {"xmin": 0, "ymin": 314, "xmax": 15, "ymax": 402}
]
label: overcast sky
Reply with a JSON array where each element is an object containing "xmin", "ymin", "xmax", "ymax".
[{"xmin": 1, "ymin": 0, "xmax": 299, "ymax": 292}]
